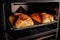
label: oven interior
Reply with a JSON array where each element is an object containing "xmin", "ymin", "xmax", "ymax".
[{"xmin": 4, "ymin": 2, "xmax": 59, "ymax": 40}]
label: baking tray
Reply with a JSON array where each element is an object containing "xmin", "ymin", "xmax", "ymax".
[{"xmin": 6, "ymin": 18, "xmax": 58, "ymax": 31}]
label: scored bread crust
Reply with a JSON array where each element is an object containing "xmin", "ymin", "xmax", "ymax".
[
  {"xmin": 41, "ymin": 12, "xmax": 54, "ymax": 23},
  {"xmin": 9, "ymin": 15, "xmax": 15, "ymax": 26},
  {"xmin": 9, "ymin": 13, "xmax": 21, "ymax": 26},
  {"xmin": 15, "ymin": 13, "xmax": 34, "ymax": 28},
  {"xmin": 9, "ymin": 13, "xmax": 34, "ymax": 29},
  {"xmin": 30, "ymin": 12, "xmax": 54, "ymax": 24},
  {"xmin": 30, "ymin": 12, "xmax": 42, "ymax": 23},
  {"xmin": 9, "ymin": 12, "xmax": 54, "ymax": 29}
]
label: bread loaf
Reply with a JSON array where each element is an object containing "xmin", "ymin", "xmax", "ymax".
[
  {"xmin": 41, "ymin": 12, "xmax": 54, "ymax": 23},
  {"xmin": 30, "ymin": 12, "xmax": 54, "ymax": 24},
  {"xmin": 9, "ymin": 13, "xmax": 34, "ymax": 29},
  {"xmin": 15, "ymin": 13, "xmax": 34, "ymax": 28}
]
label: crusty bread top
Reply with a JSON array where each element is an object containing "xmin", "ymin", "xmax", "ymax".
[
  {"xmin": 9, "ymin": 13, "xmax": 34, "ymax": 29},
  {"xmin": 30, "ymin": 12, "xmax": 42, "ymax": 23},
  {"xmin": 41, "ymin": 12, "xmax": 54, "ymax": 23}
]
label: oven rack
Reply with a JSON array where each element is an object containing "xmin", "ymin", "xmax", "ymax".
[{"xmin": 5, "ymin": 28, "xmax": 57, "ymax": 40}]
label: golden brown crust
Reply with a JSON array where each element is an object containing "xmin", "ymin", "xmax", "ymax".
[
  {"xmin": 15, "ymin": 13, "xmax": 34, "ymax": 28},
  {"xmin": 9, "ymin": 15, "xmax": 15, "ymax": 26},
  {"xmin": 19, "ymin": 13, "xmax": 29, "ymax": 20},
  {"xmin": 30, "ymin": 12, "xmax": 42, "ymax": 23},
  {"xmin": 9, "ymin": 13, "xmax": 34, "ymax": 29},
  {"xmin": 41, "ymin": 12, "xmax": 54, "ymax": 23},
  {"xmin": 9, "ymin": 12, "xmax": 54, "ymax": 29}
]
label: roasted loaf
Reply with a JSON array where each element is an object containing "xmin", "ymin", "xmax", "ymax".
[
  {"xmin": 30, "ymin": 12, "xmax": 54, "ymax": 24},
  {"xmin": 9, "ymin": 13, "xmax": 34, "ymax": 29},
  {"xmin": 41, "ymin": 12, "xmax": 54, "ymax": 23},
  {"xmin": 30, "ymin": 12, "xmax": 42, "ymax": 23},
  {"xmin": 9, "ymin": 15, "xmax": 15, "ymax": 26}
]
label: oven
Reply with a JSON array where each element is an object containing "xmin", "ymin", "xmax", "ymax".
[{"xmin": 2, "ymin": 0, "xmax": 59, "ymax": 40}]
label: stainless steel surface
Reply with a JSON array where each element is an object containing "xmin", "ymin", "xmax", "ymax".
[
  {"xmin": 3, "ymin": 0, "xmax": 59, "ymax": 2},
  {"xmin": 26, "ymin": 0, "xmax": 59, "ymax": 2},
  {"xmin": 34, "ymin": 35, "xmax": 54, "ymax": 40}
]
